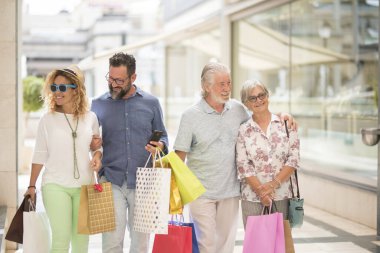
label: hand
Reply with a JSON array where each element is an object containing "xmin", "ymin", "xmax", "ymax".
[
  {"xmin": 260, "ymin": 195, "xmax": 272, "ymax": 207},
  {"xmin": 279, "ymin": 113, "xmax": 298, "ymax": 131},
  {"xmin": 145, "ymin": 141, "xmax": 165, "ymax": 155},
  {"xmin": 256, "ymin": 182, "xmax": 275, "ymax": 199},
  {"xmin": 90, "ymin": 156, "xmax": 102, "ymax": 172},
  {"xmin": 90, "ymin": 134, "xmax": 102, "ymax": 151},
  {"xmin": 24, "ymin": 187, "xmax": 36, "ymax": 202}
]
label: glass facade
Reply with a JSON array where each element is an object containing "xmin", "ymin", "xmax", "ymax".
[
  {"xmin": 165, "ymin": 29, "xmax": 221, "ymax": 134},
  {"xmin": 232, "ymin": 0, "xmax": 379, "ymax": 182}
]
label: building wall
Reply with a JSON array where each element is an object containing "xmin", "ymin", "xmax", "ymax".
[{"xmin": 0, "ymin": 0, "xmax": 19, "ymax": 251}]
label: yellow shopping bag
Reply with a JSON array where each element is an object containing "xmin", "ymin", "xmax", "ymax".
[
  {"xmin": 160, "ymin": 151, "xmax": 206, "ymax": 205},
  {"xmin": 155, "ymin": 155, "xmax": 183, "ymax": 214}
]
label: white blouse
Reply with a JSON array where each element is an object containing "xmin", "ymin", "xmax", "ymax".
[{"xmin": 32, "ymin": 111, "xmax": 101, "ymax": 188}]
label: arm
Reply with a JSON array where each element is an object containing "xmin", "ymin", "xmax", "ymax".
[
  {"xmin": 26, "ymin": 116, "xmax": 48, "ymax": 201},
  {"xmin": 90, "ymin": 135, "xmax": 102, "ymax": 151},
  {"xmin": 24, "ymin": 163, "xmax": 43, "ymax": 201},
  {"xmin": 90, "ymin": 112, "xmax": 103, "ymax": 151},
  {"xmin": 175, "ymin": 150, "xmax": 187, "ymax": 161},
  {"xmin": 273, "ymin": 124, "xmax": 300, "ymax": 185}
]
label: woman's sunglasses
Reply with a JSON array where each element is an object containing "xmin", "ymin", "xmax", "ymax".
[{"xmin": 50, "ymin": 84, "xmax": 77, "ymax": 92}]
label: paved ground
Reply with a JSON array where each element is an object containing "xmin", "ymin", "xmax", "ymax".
[{"xmin": 7, "ymin": 175, "xmax": 380, "ymax": 253}]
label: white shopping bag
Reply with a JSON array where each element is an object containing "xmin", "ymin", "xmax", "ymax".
[
  {"xmin": 23, "ymin": 199, "xmax": 51, "ymax": 253},
  {"xmin": 134, "ymin": 152, "xmax": 171, "ymax": 234}
]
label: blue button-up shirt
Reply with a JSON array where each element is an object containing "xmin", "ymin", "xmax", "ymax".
[{"xmin": 91, "ymin": 86, "xmax": 168, "ymax": 188}]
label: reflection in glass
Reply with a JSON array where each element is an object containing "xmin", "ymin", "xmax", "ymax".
[{"xmin": 232, "ymin": 0, "xmax": 378, "ymax": 181}]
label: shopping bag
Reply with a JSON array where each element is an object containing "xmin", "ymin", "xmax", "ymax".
[
  {"xmin": 5, "ymin": 195, "xmax": 34, "ymax": 243},
  {"xmin": 152, "ymin": 224, "xmax": 192, "ymax": 253},
  {"xmin": 77, "ymin": 173, "xmax": 116, "ymax": 234},
  {"xmin": 155, "ymin": 159, "xmax": 183, "ymax": 214},
  {"xmin": 134, "ymin": 153, "xmax": 171, "ymax": 234},
  {"xmin": 160, "ymin": 151, "xmax": 206, "ymax": 205},
  {"xmin": 283, "ymin": 220, "xmax": 295, "ymax": 253},
  {"xmin": 289, "ymin": 198, "xmax": 304, "ymax": 228},
  {"xmin": 243, "ymin": 205, "xmax": 285, "ymax": 253},
  {"xmin": 169, "ymin": 221, "xmax": 200, "ymax": 253},
  {"xmin": 23, "ymin": 199, "xmax": 51, "ymax": 253}
]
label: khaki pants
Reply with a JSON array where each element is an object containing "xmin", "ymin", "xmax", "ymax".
[{"xmin": 189, "ymin": 196, "xmax": 239, "ymax": 253}]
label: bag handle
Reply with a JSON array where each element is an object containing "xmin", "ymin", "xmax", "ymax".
[
  {"xmin": 28, "ymin": 197, "xmax": 36, "ymax": 212},
  {"xmin": 170, "ymin": 214, "xmax": 185, "ymax": 226},
  {"xmin": 261, "ymin": 200, "xmax": 278, "ymax": 215},
  {"xmin": 143, "ymin": 148, "xmax": 164, "ymax": 168},
  {"xmin": 285, "ymin": 121, "xmax": 301, "ymax": 199}
]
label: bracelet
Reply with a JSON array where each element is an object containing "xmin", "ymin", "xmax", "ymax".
[
  {"xmin": 28, "ymin": 186, "xmax": 36, "ymax": 189},
  {"xmin": 273, "ymin": 177, "xmax": 281, "ymax": 188}
]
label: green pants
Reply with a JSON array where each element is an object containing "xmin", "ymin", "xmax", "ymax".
[{"xmin": 42, "ymin": 183, "xmax": 89, "ymax": 253}]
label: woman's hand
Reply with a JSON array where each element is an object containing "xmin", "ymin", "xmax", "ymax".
[
  {"xmin": 90, "ymin": 154, "xmax": 102, "ymax": 172},
  {"xmin": 256, "ymin": 181, "xmax": 275, "ymax": 199},
  {"xmin": 24, "ymin": 187, "xmax": 36, "ymax": 202},
  {"xmin": 260, "ymin": 195, "xmax": 272, "ymax": 207}
]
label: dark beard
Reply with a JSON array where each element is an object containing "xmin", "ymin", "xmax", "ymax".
[{"xmin": 109, "ymin": 83, "xmax": 132, "ymax": 100}]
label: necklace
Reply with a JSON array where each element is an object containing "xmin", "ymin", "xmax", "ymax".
[{"xmin": 64, "ymin": 113, "xmax": 80, "ymax": 179}]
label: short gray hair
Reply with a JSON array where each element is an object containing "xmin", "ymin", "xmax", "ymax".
[
  {"xmin": 201, "ymin": 62, "xmax": 230, "ymax": 98},
  {"xmin": 240, "ymin": 79, "xmax": 270, "ymax": 106}
]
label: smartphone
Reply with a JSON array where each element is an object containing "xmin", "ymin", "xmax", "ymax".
[{"xmin": 147, "ymin": 130, "xmax": 163, "ymax": 146}]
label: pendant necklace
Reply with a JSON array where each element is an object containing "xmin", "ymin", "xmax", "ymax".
[{"xmin": 64, "ymin": 113, "xmax": 80, "ymax": 179}]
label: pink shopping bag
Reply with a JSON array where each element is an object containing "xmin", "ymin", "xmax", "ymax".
[{"xmin": 243, "ymin": 208, "xmax": 285, "ymax": 253}]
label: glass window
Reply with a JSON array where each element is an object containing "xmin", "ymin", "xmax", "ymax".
[
  {"xmin": 165, "ymin": 29, "xmax": 221, "ymax": 134},
  {"xmin": 232, "ymin": 0, "xmax": 379, "ymax": 183}
]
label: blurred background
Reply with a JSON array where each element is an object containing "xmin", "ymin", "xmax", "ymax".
[{"xmin": 21, "ymin": 0, "xmax": 379, "ymax": 187}]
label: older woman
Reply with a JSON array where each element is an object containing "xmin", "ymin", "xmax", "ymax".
[
  {"xmin": 236, "ymin": 79, "xmax": 300, "ymax": 228},
  {"xmin": 25, "ymin": 65, "xmax": 102, "ymax": 253}
]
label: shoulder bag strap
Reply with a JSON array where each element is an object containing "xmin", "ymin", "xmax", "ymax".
[{"xmin": 285, "ymin": 121, "xmax": 301, "ymax": 199}]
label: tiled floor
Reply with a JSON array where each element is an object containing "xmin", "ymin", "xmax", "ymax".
[{"xmin": 7, "ymin": 175, "xmax": 380, "ymax": 252}]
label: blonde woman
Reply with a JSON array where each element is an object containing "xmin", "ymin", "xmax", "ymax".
[{"xmin": 25, "ymin": 65, "xmax": 102, "ymax": 253}]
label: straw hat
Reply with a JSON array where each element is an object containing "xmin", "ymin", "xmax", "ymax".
[{"xmin": 59, "ymin": 65, "xmax": 85, "ymax": 84}]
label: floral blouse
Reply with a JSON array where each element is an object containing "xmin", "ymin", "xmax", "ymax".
[{"xmin": 236, "ymin": 114, "xmax": 300, "ymax": 202}]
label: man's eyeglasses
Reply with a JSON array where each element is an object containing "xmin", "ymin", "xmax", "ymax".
[
  {"xmin": 50, "ymin": 84, "xmax": 77, "ymax": 92},
  {"xmin": 105, "ymin": 73, "xmax": 129, "ymax": 85},
  {"xmin": 247, "ymin": 92, "xmax": 267, "ymax": 103}
]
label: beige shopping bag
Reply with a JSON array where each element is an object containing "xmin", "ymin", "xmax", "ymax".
[
  {"xmin": 284, "ymin": 220, "xmax": 295, "ymax": 253},
  {"xmin": 77, "ymin": 181, "xmax": 116, "ymax": 234}
]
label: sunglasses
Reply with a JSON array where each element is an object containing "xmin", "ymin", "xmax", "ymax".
[{"xmin": 50, "ymin": 84, "xmax": 77, "ymax": 92}]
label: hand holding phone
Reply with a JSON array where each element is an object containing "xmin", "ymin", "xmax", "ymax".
[{"xmin": 147, "ymin": 130, "xmax": 163, "ymax": 147}]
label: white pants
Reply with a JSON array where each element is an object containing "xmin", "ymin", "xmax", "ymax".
[{"xmin": 189, "ymin": 197, "xmax": 239, "ymax": 253}]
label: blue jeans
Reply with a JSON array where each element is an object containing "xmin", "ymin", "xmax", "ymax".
[{"xmin": 100, "ymin": 177, "xmax": 149, "ymax": 253}]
